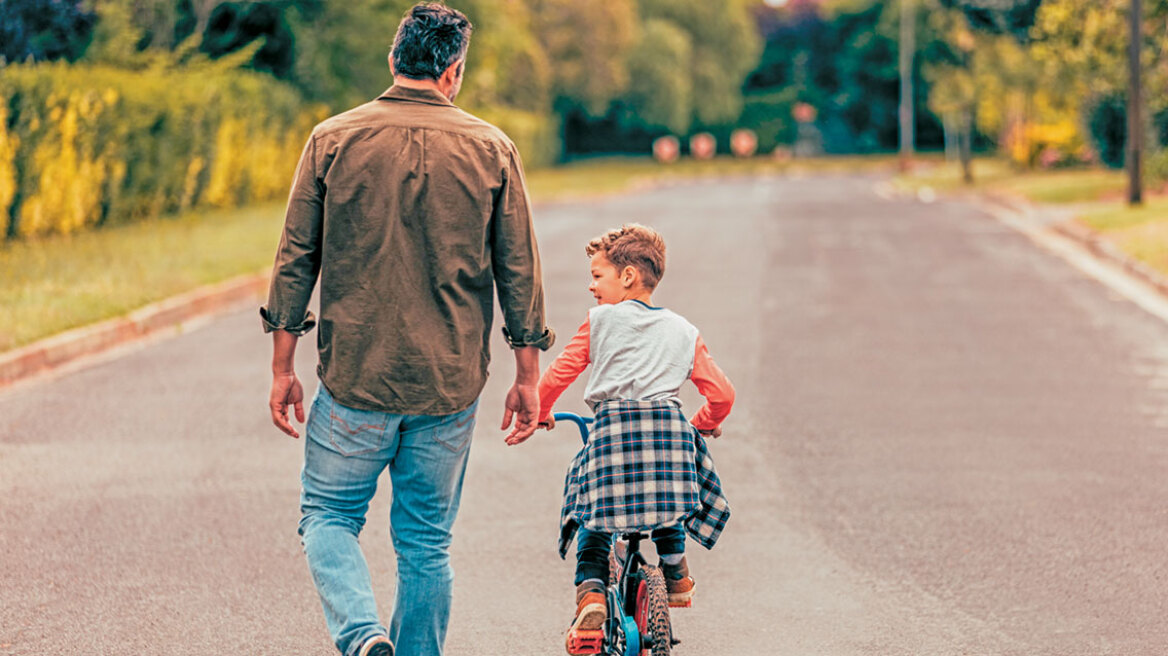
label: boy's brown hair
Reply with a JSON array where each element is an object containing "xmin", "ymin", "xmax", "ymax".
[{"xmin": 585, "ymin": 224, "xmax": 666, "ymax": 290}]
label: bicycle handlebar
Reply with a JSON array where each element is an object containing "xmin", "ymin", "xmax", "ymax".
[{"xmin": 552, "ymin": 412, "xmax": 594, "ymax": 444}]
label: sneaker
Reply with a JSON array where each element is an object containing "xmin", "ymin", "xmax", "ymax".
[
  {"xmin": 660, "ymin": 557, "xmax": 696, "ymax": 607},
  {"xmin": 565, "ymin": 582, "xmax": 607, "ymax": 654},
  {"xmin": 358, "ymin": 635, "xmax": 394, "ymax": 656}
]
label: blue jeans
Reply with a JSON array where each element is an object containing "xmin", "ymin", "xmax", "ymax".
[{"xmin": 299, "ymin": 384, "xmax": 478, "ymax": 656}]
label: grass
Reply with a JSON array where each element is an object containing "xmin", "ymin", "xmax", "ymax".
[
  {"xmin": 894, "ymin": 159, "xmax": 1129, "ymax": 205},
  {"xmin": 3, "ymin": 154, "xmax": 916, "ymax": 352},
  {"xmin": 0, "ymin": 204, "xmax": 285, "ymax": 352},
  {"xmin": 898, "ymin": 158, "xmax": 1168, "ymax": 277},
  {"xmin": 1077, "ymin": 197, "xmax": 1168, "ymax": 276}
]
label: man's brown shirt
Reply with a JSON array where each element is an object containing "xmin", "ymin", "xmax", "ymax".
[{"xmin": 261, "ymin": 85, "xmax": 554, "ymax": 415}]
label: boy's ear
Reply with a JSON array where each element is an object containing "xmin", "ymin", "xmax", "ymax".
[{"xmin": 621, "ymin": 265, "xmax": 638, "ymax": 288}]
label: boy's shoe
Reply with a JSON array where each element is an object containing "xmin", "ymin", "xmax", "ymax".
[
  {"xmin": 566, "ymin": 582, "xmax": 607, "ymax": 655},
  {"xmin": 660, "ymin": 557, "xmax": 696, "ymax": 607},
  {"xmin": 357, "ymin": 635, "xmax": 394, "ymax": 656}
]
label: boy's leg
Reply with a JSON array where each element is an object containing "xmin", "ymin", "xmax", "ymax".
[
  {"xmin": 651, "ymin": 526, "xmax": 695, "ymax": 607},
  {"xmin": 650, "ymin": 525, "xmax": 686, "ymax": 561},
  {"xmin": 385, "ymin": 401, "xmax": 478, "ymax": 656},
  {"xmin": 575, "ymin": 528, "xmax": 612, "ymax": 586},
  {"xmin": 299, "ymin": 386, "xmax": 399, "ymax": 656},
  {"xmin": 568, "ymin": 529, "xmax": 609, "ymax": 653}
]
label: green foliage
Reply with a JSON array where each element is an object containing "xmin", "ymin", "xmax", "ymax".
[
  {"xmin": 739, "ymin": 88, "xmax": 799, "ymax": 153},
  {"xmin": 639, "ymin": 0, "xmax": 761, "ymax": 127},
  {"xmin": 0, "ymin": 62, "xmax": 323, "ymax": 240},
  {"xmin": 530, "ymin": 0, "xmax": 638, "ymax": 116},
  {"xmin": 471, "ymin": 106, "xmax": 560, "ymax": 169},
  {"xmin": 456, "ymin": 0, "xmax": 551, "ymax": 113},
  {"xmin": 744, "ymin": 0, "xmax": 939, "ymax": 153},
  {"xmin": 623, "ymin": 19, "xmax": 693, "ymax": 134},
  {"xmin": 287, "ymin": 0, "xmax": 410, "ymax": 110},
  {"xmin": 0, "ymin": 0, "xmax": 96, "ymax": 64},
  {"xmin": 939, "ymin": 0, "xmax": 1042, "ymax": 43}
]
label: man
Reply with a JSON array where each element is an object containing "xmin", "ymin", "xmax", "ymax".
[{"xmin": 260, "ymin": 4, "xmax": 554, "ymax": 656}]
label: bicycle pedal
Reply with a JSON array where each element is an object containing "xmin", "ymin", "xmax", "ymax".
[
  {"xmin": 668, "ymin": 599, "xmax": 693, "ymax": 608},
  {"xmin": 566, "ymin": 629, "xmax": 604, "ymax": 654}
]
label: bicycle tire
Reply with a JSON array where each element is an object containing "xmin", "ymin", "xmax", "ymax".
[{"xmin": 636, "ymin": 565, "xmax": 673, "ymax": 656}]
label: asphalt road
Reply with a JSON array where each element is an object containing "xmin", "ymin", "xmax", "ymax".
[{"xmin": 3, "ymin": 174, "xmax": 1167, "ymax": 655}]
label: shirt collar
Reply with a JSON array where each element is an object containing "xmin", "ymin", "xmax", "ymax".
[{"xmin": 377, "ymin": 85, "xmax": 455, "ymax": 107}]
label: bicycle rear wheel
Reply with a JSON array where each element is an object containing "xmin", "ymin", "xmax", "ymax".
[{"xmin": 634, "ymin": 565, "xmax": 673, "ymax": 656}]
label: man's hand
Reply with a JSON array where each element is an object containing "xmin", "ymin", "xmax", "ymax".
[
  {"xmin": 270, "ymin": 372, "xmax": 305, "ymax": 438},
  {"xmin": 502, "ymin": 382, "xmax": 540, "ymax": 446},
  {"xmin": 698, "ymin": 425, "xmax": 722, "ymax": 439}
]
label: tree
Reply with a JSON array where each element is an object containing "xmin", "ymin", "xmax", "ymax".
[
  {"xmin": 529, "ymin": 0, "xmax": 638, "ymax": 116},
  {"xmin": 0, "ymin": 0, "xmax": 96, "ymax": 64},
  {"xmin": 639, "ymin": 0, "xmax": 761, "ymax": 127},
  {"xmin": 623, "ymin": 19, "xmax": 694, "ymax": 134}
]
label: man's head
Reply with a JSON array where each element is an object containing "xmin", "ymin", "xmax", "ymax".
[
  {"xmin": 389, "ymin": 3, "xmax": 473, "ymax": 101},
  {"xmin": 585, "ymin": 224, "xmax": 666, "ymax": 304}
]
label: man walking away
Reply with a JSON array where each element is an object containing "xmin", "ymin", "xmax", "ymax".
[{"xmin": 260, "ymin": 4, "xmax": 555, "ymax": 655}]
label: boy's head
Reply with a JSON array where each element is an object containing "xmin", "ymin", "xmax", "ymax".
[{"xmin": 585, "ymin": 224, "xmax": 666, "ymax": 304}]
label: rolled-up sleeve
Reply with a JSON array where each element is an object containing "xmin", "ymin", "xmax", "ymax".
[
  {"xmin": 260, "ymin": 132, "xmax": 324, "ymax": 336},
  {"xmin": 491, "ymin": 143, "xmax": 555, "ymax": 351}
]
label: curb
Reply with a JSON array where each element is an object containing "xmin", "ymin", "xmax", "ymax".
[
  {"xmin": 979, "ymin": 191, "xmax": 1168, "ymax": 300},
  {"xmin": 0, "ymin": 272, "xmax": 269, "ymax": 389}
]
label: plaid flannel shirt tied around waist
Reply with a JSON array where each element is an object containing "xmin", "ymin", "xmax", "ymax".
[{"xmin": 558, "ymin": 398, "xmax": 731, "ymax": 558}]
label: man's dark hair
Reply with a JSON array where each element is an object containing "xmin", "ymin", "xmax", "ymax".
[{"xmin": 391, "ymin": 3, "xmax": 473, "ymax": 80}]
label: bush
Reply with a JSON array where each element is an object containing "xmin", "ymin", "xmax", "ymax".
[
  {"xmin": 472, "ymin": 105, "xmax": 560, "ymax": 168},
  {"xmin": 0, "ymin": 62, "xmax": 324, "ymax": 240}
]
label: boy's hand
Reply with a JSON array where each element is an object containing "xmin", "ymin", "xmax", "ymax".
[
  {"xmin": 698, "ymin": 426, "xmax": 722, "ymax": 439},
  {"xmin": 538, "ymin": 416, "xmax": 555, "ymax": 431}
]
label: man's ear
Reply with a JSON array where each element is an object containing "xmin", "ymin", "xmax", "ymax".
[
  {"xmin": 440, "ymin": 60, "xmax": 462, "ymax": 85},
  {"xmin": 388, "ymin": 54, "xmax": 395, "ymax": 76}
]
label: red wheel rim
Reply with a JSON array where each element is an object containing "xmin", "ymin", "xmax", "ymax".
[{"xmin": 633, "ymin": 578, "xmax": 650, "ymax": 655}]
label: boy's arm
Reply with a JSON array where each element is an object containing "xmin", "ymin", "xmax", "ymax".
[
  {"xmin": 690, "ymin": 334, "xmax": 735, "ymax": 435},
  {"xmin": 536, "ymin": 317, "xmax": 591, "ymax": 425}
]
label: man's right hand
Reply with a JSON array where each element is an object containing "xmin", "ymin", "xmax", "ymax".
[{"xmin": 270, "ymin": 372, "xmax": 305, "ymax": 438}]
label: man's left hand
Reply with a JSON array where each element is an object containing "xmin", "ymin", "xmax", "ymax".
[
  {"xmin": 270, "ymin": 373, "xmax": 305, "ymax": 439},
  {"xmin": 502, "ymin": 383, "xmax": 540, "ymax": 445}
]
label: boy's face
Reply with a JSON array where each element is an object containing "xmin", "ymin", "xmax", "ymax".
[{"xmin": 589, "ymin": 253, "xmax": 629, "ymax": 305}]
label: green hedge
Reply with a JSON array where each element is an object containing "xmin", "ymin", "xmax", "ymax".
[
  {"xmin": 0, "ymin": 63, "xmax": 560, "ymax": 241},
  {"xmin": 0, "ymin": 62, "xmax": 323, "ymax": 240}
]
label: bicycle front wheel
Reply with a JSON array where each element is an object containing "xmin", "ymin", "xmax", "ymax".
[{"xmin": 634, "ymin": 565, "xmax": 673, "ymax": 656}]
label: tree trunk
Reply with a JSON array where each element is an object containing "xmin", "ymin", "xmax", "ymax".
[{"xmin": 960, "ymin": 105, "xmax": 974, "ymax": 184}]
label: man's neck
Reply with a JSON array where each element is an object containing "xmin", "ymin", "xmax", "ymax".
[{"xmin": 393, "ymin": 76, "xmax": 441, "ymax": 92}]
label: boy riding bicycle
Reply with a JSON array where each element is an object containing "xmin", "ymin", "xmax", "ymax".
[{"xmin": 511, "ymin": 224, "xmax": 735, "ymax": 654}]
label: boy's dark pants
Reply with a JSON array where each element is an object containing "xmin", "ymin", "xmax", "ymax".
[{"xmin": 575, "ymin": 526, "xmax": 686, "ymax": 585}]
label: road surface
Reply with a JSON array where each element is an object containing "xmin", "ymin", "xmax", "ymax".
[{"xmin": 2, "ymin": 174, "xmax": 1166, "ymax": 655}]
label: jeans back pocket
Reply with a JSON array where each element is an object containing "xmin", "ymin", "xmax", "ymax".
[{"xmin": 328, "ymin": 398, "xmax": 392, "ymax": 457}]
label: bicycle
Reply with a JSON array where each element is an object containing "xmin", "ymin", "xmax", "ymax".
[{"xmin": 554, "ymin": 411, "xmax": 678, "ymax": 656}]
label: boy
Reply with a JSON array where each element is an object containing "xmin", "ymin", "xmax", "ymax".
[{"xmin": 519, "ymin": 224, "xmax": 734, "ymax": 653}]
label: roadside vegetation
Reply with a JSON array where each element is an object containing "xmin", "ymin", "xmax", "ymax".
[
  {"xmin": 898, "ymin": 160, "xmax": 1168, "ymax": 277},
  {"xmin": 2, "ymin": 155, "xmax": 907, "ymax": 352}
]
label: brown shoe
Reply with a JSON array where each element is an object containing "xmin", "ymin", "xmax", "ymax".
[
  {"xmin": 566, "ymin": 583, "xmax": 607, "ymax": 654},
  {"xmin": 660, "ymin": 557, "xmax": 696, "ymax": 607}
]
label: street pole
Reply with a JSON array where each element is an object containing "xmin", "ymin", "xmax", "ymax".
[
  {"xmin": 1128, "ymin": 0, "xmax": 1143, "ymax": 206},
  {"xmin": 899, "ymin": 0, "xmax": 915, "ymax": 172}
]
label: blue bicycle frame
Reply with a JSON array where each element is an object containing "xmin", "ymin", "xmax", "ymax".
[{"xmin": 554, "ymin": 412, "xmax": 651, "ymax": 656}]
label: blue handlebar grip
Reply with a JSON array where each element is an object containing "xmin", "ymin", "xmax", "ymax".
[{"xmin": 552, "ymin": 412, "xmax": 594, "ymax": 444}]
